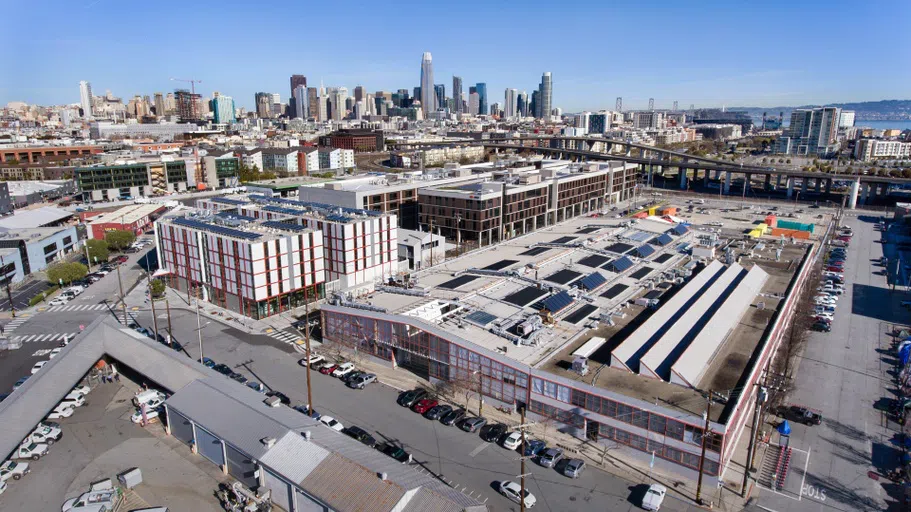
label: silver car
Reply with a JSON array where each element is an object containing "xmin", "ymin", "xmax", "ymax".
[
  {"xmin": 347, "ymin": 373, "xmax": 376, "ymax": 389},
  {"xmin": 537, "ymin": 447, "xmax": 563, "ymax": 468},
  {"xmin": 562, "ymin": 458, "xmax": 585, "ymax": 478}
]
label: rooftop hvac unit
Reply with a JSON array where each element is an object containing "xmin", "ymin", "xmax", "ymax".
[{"xmin": 572, "ymin": 356, "xmax": 589, "ymax": 376}]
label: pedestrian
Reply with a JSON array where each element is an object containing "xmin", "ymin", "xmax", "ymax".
[{"xmin": 114, "ymin": 373, "xmax": 120, "ymax": 383}]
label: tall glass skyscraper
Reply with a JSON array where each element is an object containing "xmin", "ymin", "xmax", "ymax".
[
  {"xmin": 452, "ymin": 76, "xmax": 463, "ymax": 113},
  {"xmin": 210, "ymin": 95, "xmax": 236, "ymax": 124},
  {"xmin": 537, "ymin": 72, "xmax": 552, "ymax": 118},
  {"xmin": 475, "ymin": 82, "xmax": 488, "ymax": 115},
  {"xmin": 434, "ymin": 84, "xmax": 445, "ymax": 112},
  {"xmin": 420, "ymin": 52, "xmax": 435, "ymax": 116}
]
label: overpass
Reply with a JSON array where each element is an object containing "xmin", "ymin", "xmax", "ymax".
[{"xmin": 475, "ymin": 142, "xmax": 907, "ymax": 208}]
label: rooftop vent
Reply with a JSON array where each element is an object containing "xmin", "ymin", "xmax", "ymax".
[
  {"xmin": 264, "ymin": 396, "xmax": 281, "ymax": 408},
  {"xmin": 380, "ymin": 472, "xmax": 388, "ymax": 481},
  {"xmin": 261, "ymin": 437, "xmax": 276, "ymax": 449},
  {"xmin": 303, "ymin": 431, "xmax": 312, "ymax": 441}
]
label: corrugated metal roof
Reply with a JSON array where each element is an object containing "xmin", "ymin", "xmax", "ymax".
[
  {"xmin": 0, "ymin": 206, "xmax": 73, "ymax": 228},
  {"xmin": 260, "ymin": 431, "xmax": 329, "ymax": 484},
  {"xmin": 401, "ymin": 487, "xmax": 469, "ymax": 512},
  {"xmin": 301, "ymin": 453, "xmax": 405, "ymax": 512}
]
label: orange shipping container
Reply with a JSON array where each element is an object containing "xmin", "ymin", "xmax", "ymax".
[
  {"xmin": 769, "ymin": 227, "xmax": 810, "ymax": 239},
  {"xmin": 765, "ymin": 215, "xmax": 777, "ymax": 226},
  {"xmin": 632, "ymin": 211, "xmax": 649, "ymax": 219},
  {"xmin": 659, "ymin": 207, "xmax": 678, "ymax": 215}
]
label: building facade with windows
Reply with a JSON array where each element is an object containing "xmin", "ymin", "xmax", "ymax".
[{"xmin": 75, "ymin": 160, "xmax": 190, "ymax": 201}]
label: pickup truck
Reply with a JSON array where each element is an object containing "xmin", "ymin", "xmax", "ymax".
[
  {"xmin": 62, "ymin": 488, "xmax": 123, "ymax": 512},
  {"xmin": 14, "ymin": 441, "xmax": 48, "ymax": 461},
  {"xmin": 786, "ymin": 405, "xmax": 823, "ymax": 426},
  {"xmin": 0, "ymin": 459, "xmax": 29, "ymax": 481},
  {"xmin": 30, "ymin": 423, "xmax": 62, "ymax": 445}
]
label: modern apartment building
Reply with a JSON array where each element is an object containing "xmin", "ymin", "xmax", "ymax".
[
  {"xmin": 854, "ymin": 139, "xmax": 911, "ymax": 161},
  {"xmin": 775, "ymin": 107, "xmax": 841, "ymax": 156},
  {"xmin": 318, "ymin": 130, "xmax": 385, "ymax": 153},
  {"xmin": 200, "ymin": 152, "xmax": 240, "ymax": 189},
  {"xmin": 418, "ymin": 161, "xmax": 638, "ymax": 245},
  {"xmin": 261, "ymin": 148, "xmax": 299, "ymax": 174},
  {"xmin": 75, "ymin": 160, "xmax": 190, "ymax": 201},
  {"xmin": 155, "ymin": 211, "xmax": 326, "ymax": 319}
]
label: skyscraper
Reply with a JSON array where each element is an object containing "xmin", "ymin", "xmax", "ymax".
[
  {"xmin": 307, "ymin": 87, "xmax": 319, "ymax": 120},
  {"xmin": 530, "ymin": 90, "xmax": 539, "ymax": 120},
  {"xmin": 537, "ymin": 72, "xmax": 552, "ymax": 119},
  {"xmin": 517, "ymin": 91, "xmax": 528, "ymax": 117},
  {"xmin": 434, "ymin": 84, "xmax": 445, "ymax": 112},
  {"xmin": 255, "ymin": 92, "xmax": 272, "ymax": 118},
  {"xmin": 153, "ymin": 93, "xmax": 164, "ymax": 117},
  {"xmin": 79, "ymin": 81, "xmax": 93, "ymax": 119},
  {"xmin": 420, "ymin": 52, "xmax": 435, "ymax": 116},
  {"xmin": 354, "ymin": 86, "xmax": 365, "ymax": 103},
  {"xmin": 174, "ymin": 89, "xmax": 202, "ymax": 121},
  {"xmin": 504, "ymin": 88, "xmax": 518, "ymax": 119},
  {"xmin": 468, "ymin": 92, "xmax": 480, "ymax": 115},
  {"xmin": 290, "ymin": 75, "xmax": 307, "ymax": 118},
  {"xmin": 293, "ymin": 85, "xmax": 308, "ymax": 120},
  {"xmin": 452, "ymin": 76, "xmax": 463, "ymax": 113},
  {"xmin": 475, "ymin": 83, "xmax": 488, "ymax": 115},
  {"xmin": 211, "ymin": 95, "xmax": 236, "ymax": 124}
]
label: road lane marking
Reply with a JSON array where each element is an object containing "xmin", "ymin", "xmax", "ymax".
[{"xmin": 469, "ymin": 442, "xmax": 490, "ymax": 458}]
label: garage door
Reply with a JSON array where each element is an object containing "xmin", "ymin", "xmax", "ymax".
[
  {"xmin": 263, "ymin": 469, "xmax": 291, "ymax": 512},
  {"xmin": 226, "ymin": 444, "xmax": 258, "ymax": 489},
  {"xmin": 195, "ymin": 426, "xmax": 224, "ymax": 466},
  {"xmin": 169, "ymin": 409, "xmax": 194, "ymax": 447},
  {"xmin": 295, "ymin": 489, "xmax": 326, "ymax": 512}
]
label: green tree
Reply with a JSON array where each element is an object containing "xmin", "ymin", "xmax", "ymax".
[
  {"xmin": 85, "ymin": 239, "xmax": 110, "ymax": 262},
  {"xmin": 149, "ymin": 279, "xmax": 166, "ymax": 298},
  {"xmin": 105, "ymin": 229, "xmax": 136, "ymax": 251},
  {"xmin": 47, "ymin": 262, "xmax": 88, "ymax": 285},
  {"xmin": 786, "ymin": 159, "xmax": 791, "ymax": 164}
]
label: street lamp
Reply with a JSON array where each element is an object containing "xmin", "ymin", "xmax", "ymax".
[{"xmin": 472, "ymin": 370, "xmax": 483, "ymax": 417}]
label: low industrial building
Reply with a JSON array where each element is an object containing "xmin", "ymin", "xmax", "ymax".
[
  {"xmin": 0, "ymin": 225, "xmax": 81, "ymax": 282},
  {"xmin": 318, "ymin": 129, "xmax": 385, "ymax": 152},
  {"xmin": 0, "ymin": 143, "xmax": 103, "ymax": 164},
  {"xmin": 0, "ymin": 317, "xmax": 486, "ymax": 512},
  {"xmin": 0, "ymin": 206, "xmax": 73, "ymax": 229},
  {"xmin": 397, "ymin": 228, "xmax": 446, "ymax": 270},
  {"xmin": 85, "ymin": 203, "xmax": 168, "ymax": 239},
  {"xmin": 6, "ymin": 180, "xmax": 78, "ymax": 208}
]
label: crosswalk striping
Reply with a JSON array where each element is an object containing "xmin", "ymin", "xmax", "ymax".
[
  {"xmin": 12, "ymin": 332, "xmax": 81, "ymax": 343},
  {"xmin": 3, "ymin": 316, "xmax": 31, "ymax": 333},
  {"xmin": 266, "ymin": 329, "xmax": 302, "ymax": 345},
  {"xmin": 47, "ymin": 304, "xmax": 111, "ymax": 312}
]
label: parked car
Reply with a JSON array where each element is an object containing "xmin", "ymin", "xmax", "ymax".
[
  {"xmin": 131, "ymin": 406, "xmax": 162, "ymax": 424},
  {"xmin": 523, "ymin": 439, "xmax": 547, "ymax": 457},
  {"xmin": 412, "ymin": 398, "xmax": 439, "ymax": 414},
  {"xmin": 0, "ymin": 460, "xmax": 29, "ymax": 481},
  {"xmin": 347, "ymin": 373, "xmax": 376, "ymax": 389},
  {"xmin": 377, "ymin": 443, "xmax": 410, "ymax": 464},
  {"xmin": 14, "ymin": 441, "xmax": 48, "ymax": 461},
  {"xmin": 459, "ymin": 417, "xmax": 487, "ymax": 433},
  {"xmin": 12, "ymin": 376, "xmax": 28, "ymax": 392},
  {"xmin": 229, "ymin": 372, "xmax": 248, "ymax": 384},
  {"xmin": 29, "ymin": 423, "xmax": 62, "ymax": 445},
  {"xmin": 440, "ymin": 407, "xmax": 466, "ymax": 426},
  {"xmin": 331, "ymin": 362, "xmax": 356, "ymax": 378},
  {"xmin": 299, "ymin": 354, "xmax": 324, "ymax": 368},
  {"xmin": 561, "ymin": 458, "xmax": 586, "ymax": 478},
  {"xmin": 786, "ymin": 405, "xmax": 823, "ymax": 425},
  {"xmin": 201, "ymin": 357, "xmax": 216, "ymax": 368},
  {"xmin": 397, "ymin": 389, "xmax": 427, "ymax": 408},
  {"xmin": 812, "ymin": 321, "xmax": 832, "ymax": 332},
  {"xmin": 46, "ymin": 405, "xmax": 75, "ymax": 420},
  {"xmin": 113, "ymin": 255, "xmax": 129, "ymax": 264},
  {"xmin": 212, "ymin": 364, "xmax": 233, "ymax": 376},
  {"xmin": 641, "ymin": 484, "xmax": 667, "ymax": 511},
  {"xmin": 502, "ymin": 431, "xmax": 523, "ymax": 451},
  {"xmin": 343, "ymin": 426, "xmax": 376, "ymax": 448},
  {"xmin": 423, "ymin": 404, "xmax": 453, "ymax": 420},
  {"xmin": 318, "ymin": 363, "xmax": 339, "ymax": 375},
  {"xmin": 47, "ymin": 297, "xmax": 69, "ymax": 307},
  {"xmin": 62, "ymin": 488, "xmax": 120, "ymax": 512},
  {"xmin": 30, "ymin": 361, "xmax": 48, "ymax": 375},
  {"xmin": 480, "ymin": 423, "xmax": 507, "ymax": 443},
  {"xmin": 537, "ymin": 447, "xmax": 564, "ymax": 468},
  {"xmin": 319, "ymin": 415, "xmax": 344, "ymax": 432},
  {"xmin": 498, "ymin": 481, "xmax": 536, "ymax": 508},
  {"xmin": 341, "ymin": 370, "xmax": 364, "ymax": 384}
]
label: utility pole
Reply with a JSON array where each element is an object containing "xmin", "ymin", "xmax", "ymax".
[
  {"xmin": 116, "ymin": 262, "xmax": 127, "ymax": 325},
  {"xmin": 147, "ymin": 271, "xmax": 159, "ymax": 344},
  {"xmin": 7, "ymin": 282, "xmax": 15, "ymax": 318},
  {"xmin": 741, "ymin": 384, "xmax": 767, "ymax": 496},
  {"xmin": 302, "ymin": 284, "xmax": 314, "ymax": 416},
  {"xmin": 166, "ymin": 297, "xmax": 173, "ymax": 338},
  {"xmin": 520, "ymin": 406, "xmax": 528, "ymax": 512},
  {"xmin": 696, "ymin": 391, "xmax": 713, "ymax": 504},
  {"xmin": 429, "ymin": 218, "xmax": 434, "ymax": 267}
]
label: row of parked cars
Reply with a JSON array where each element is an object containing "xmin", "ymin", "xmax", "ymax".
[
  {"xmin": 300, "ymin": 353, "xmax": 377, "ymax": 390},
  {"xmin": 47, "ymin": 255, "xmax": 131, "ymax": 307},
  {"xmin": 0, "ymin": 381, "xmax": 93, "ymax": 496},
  {"xmin": 812, "ymin": 226, "xmax": 851, "ymax": 332}
]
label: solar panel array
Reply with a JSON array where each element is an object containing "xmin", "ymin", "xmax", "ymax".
[
  {"xmin": 520, "ymin": 247, "xmax": 551, "ymax": 257},
  {"xmin": 172, "ymin": 217, "xmax": 263, "ymax": 241},
  {"xmin": 542, "ymin": 291, "xmax": 574, "ymax": 313},
  {"xmin": 210, "ymin": 196, "xmax": 248, "ymax": 205},
  {"xmin": 564, "ymin": 304, "xmax": 598, "ymax": 324},
  {"xmin": 551, "ymin": 236, "xmax": 577, "ymax": 244},
  {"xmin": 607, "ymin": 256, "xmax": 635, "ymax": 272},
  {"xmin": 673, "ymin": 224, "xmax": 690, "ymax": 235},
  {"xmin": 263, "ymin": 204, "xmax": 309, "ymax": 216},
  {"xmin": 654, "ymin": 233, "xmax": 674, "ymax": 246},
  {"xmin": 251, "ymin": 194, "xmax": 383, "ymax": 218},
  {"xmin": 465, "ymin": 310, "xmax": 498, "ymax": 326},
  {"xmin": 438, "ymin": 275, "xmax": 479, "ymax": 290},
  {"xmin": 261, "ymin": 220, "xmax": 309, "ymax": 232},
  {"xmin": 579, "ymin": 272, "xmax": 607, "ymax": 291},
  {"xmin": 545, "ymin": 269, "xmax": 582, "ymax": 285},
  {"xmin": 215, "ymin": 212, "xmax": 256, "ymax": 222},
  {"xmin": 577, "ymin": 254, "xmax": 610, "ymax": 268},
  {"xmin": 635, "ymin": 244, "xmax": 656, "ymax": 258}
]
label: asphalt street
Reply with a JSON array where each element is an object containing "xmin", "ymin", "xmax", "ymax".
[
  {"xmin": 0, "ymin": 278, "xmax": 52, "ymax": 312},
  {"xmin": 750, "ymin": 213, "xmax": 907, "ymax": 512}
]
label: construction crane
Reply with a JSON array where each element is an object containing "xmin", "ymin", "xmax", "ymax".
[{"xmin": 169, "ymin": 77, "xmax": 204, "ymax": 188}]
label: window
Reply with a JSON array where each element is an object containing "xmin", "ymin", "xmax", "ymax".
[
  {"xmin": 43, "ymin": 243, "xmax": 57, "ymax": 255},
  {"xmin": 648, "ymin": 414, "xmax": 667, "ymax": 435}
]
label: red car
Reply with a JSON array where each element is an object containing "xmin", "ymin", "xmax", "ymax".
[
  {"xmin": 114, "ymin": 255, "xmax": 129, "ymax": 264},
  {"xmin": 412, "ymin": 398, "xmax": 438, "ymax": 414},
  {"xmin": 319, "ymin": 364, "xmax": 338, "ymax": 375},
  {"xmin": 825, "ymin": 266, "xmax": 843, "ymax": 272}
]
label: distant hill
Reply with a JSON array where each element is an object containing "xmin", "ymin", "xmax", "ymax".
[{"xmin": 731, "ymin": 100, "xmax": 911, "ymax": 121}]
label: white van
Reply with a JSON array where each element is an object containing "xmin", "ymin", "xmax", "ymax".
[{"xmin": 132, "ymin": 389, "xmax": 166, "ymax": 408}]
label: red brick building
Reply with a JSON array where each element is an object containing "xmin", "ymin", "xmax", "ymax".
[
  {"xmin": 318, "ymin": 130, "xmax": 384, "ymax": 153},
  {"xmin": 0, "ymin": 145, "xmax": 103, "ymax": 164}
]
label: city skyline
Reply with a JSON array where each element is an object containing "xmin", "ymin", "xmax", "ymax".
[{"xmin": 2, "ymin": 0, "xmax": 909, "ymax": 111}]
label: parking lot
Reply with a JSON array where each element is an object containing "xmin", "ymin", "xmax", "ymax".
[{"xmin": 0, "ymin": 373, "xmax": 227, "ymax": 511}]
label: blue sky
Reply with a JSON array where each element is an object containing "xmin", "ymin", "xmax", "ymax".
[{"xmin": 2, "ymin": 0, "xmax": 908, "ymax": 112}]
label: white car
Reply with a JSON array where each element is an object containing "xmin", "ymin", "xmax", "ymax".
[
  {"xmin": 49, "ymin": 348, "xmax": 63, "ymax": 358},
  {"xmin": 65, "ymin": 286, "xmax": 85, "ymax": 296},
  {"xmin": 502, "ymin": 431, "xmax": 523, "ymax": 451},
  {"xmin": 62, "ymin": 489, "xmax": 121, "ymax": 512},
  {"xmin": 47, "ymin": 297, "xmax": 69, "ymax": 306},
  {"xmin": 46, "ymin": 405, "xmax": 75, "ymax": 420},
  {"xmin": 14, "ymin": 441, "xmax": 48, "ymax": 461},
  {"xmin": 299, "ymin": 353, "xmax": 325, "ymax": 368},
  {"xmin": 498, "ymin": 481, "xmax": 536, "ymax": 508},
  {"xmin": 71, "ymin": 385, "xmax": 91, "ymax": 395},
  {"xmin": 0, "ymin": 460, "xmax": 29, "ymax": 481},
  {"xmin": 30, "ymin": 424, "xmax": 62, "ymax": 445},
  {"xmin": 319, "ymin": 415, "xmax": 344, "ymax": 432},
  {"xmin": 331, "ymin": 362, "xmax": 356, "ymax": 378},
  {"xmin": 59, "ymin": 394, "xmax": 86, "ymax": 408},
  {"xmin": 641, "ymin": 483, "xmax": 667, "ymax": 511},
  {"xmin": 131, "ymin": 407, "xmax": 161, "ymax": 424},
  {"xmin": 30, "ymin": 361, "xmax": 49, "ymax": 374}
]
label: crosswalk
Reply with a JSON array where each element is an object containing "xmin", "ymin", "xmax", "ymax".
[
  {"xmin": 46, "ymin": 304, "xmax": 111, "ymax": 312},
  {"xmin": 3, "ymin": 316, "xmax": 31, "ymax": 333},
  {"xmin": 11, "ymin": 332, "xmax": 81, "ymax": 344},
  {"xmin": 267, "ymin": 329, "xmax": 302, "ymax": 345}
]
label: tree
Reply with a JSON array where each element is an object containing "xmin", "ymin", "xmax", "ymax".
[
  {"xmin": 47, "ymin": 262, "xmax": 88, "ymax": 285},
  {"xmin": 786, "ymin": 159, "xmax": 791, "ymax": 164},
  {"xmin": 149, "ymin": 279, "xmax": 166, "ymax": 298},
  {"xmin": 85, "ymin": 239, "xmax": 110, "ymax": 262},
  {"xmin": 105, "ymin": 229, "xmax": 136, "ymax": 251}
]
